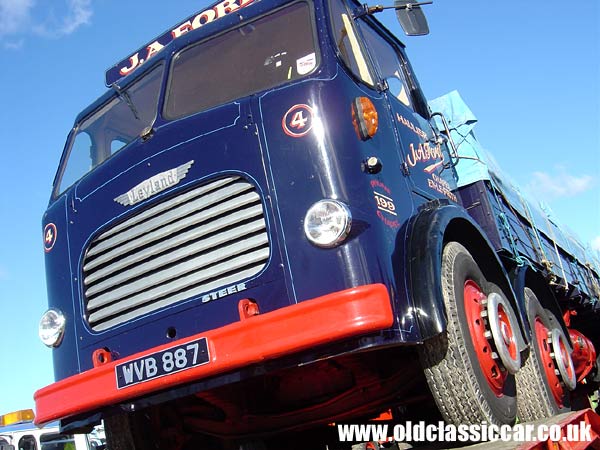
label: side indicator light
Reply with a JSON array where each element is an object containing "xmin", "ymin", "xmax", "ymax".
[{"xmin": 352, "ymin": 97, "xmax": 378, "ymax": 140}]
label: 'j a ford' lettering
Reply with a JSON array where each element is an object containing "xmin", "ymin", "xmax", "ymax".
[
  {"xmin": 405, "ymin": 142, "xmax": 444, "ymax": 170},
  {"xmin": 106, "ymin": 0, "xmax": 255, "ymax": 85}
]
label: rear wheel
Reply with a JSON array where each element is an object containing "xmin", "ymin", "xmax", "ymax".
[
  {"xmin": 516, "ymin": 288, "xmax": 576, "ymax": 421},
  {"xmin": 420, "ymin": 242, "xmax": 520, "ymax": 426}
]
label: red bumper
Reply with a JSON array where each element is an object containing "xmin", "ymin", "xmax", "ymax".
[{"xmin": 34, "ymin": 284, "xmax": 393, "ymax": 425}]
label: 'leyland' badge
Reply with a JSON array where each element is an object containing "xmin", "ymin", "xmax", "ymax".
[{"xmin": 114, "ymin": 160, "xmax": 194, "ymax": 206}]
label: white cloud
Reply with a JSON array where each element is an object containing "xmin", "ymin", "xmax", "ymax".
[
  {"xmin": 61, "ymin": 0, "xmax": 92, "ymax": 34},
  {"xmin": 0, "ymin": 0, "xmax": 91, "ymax": 44},
  {"xmin": 526, "ymin": 166, "xmax": 595, "ymax": 199},
  {"xmin": 3, "ymin": 37, "xmax": 23, "ymax": 49},
  {"xmin": 0, "ymin": 0, "xmax": 33, "ymax": 36}
]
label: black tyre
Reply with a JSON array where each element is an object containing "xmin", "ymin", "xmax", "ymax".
[
  {"xmin": 516, "ymin": 288, "xmax": 575, "ymax": 421},
  {"xmin": 420, "ymin": 241, "xmax": 518, "ymax": 426}
]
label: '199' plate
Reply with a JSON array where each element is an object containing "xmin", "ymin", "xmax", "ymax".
[{"xmin": 116, "ymin": 338, "xmax": 209, "ymax": 389}]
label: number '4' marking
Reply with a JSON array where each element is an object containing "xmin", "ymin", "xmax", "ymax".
[{"xmin": 290, "ymin": 111, "xmax": 308, "ymax": 129}]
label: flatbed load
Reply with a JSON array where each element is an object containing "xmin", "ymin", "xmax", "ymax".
[{"xmin": 431, "ymin": 90, "xmax": 600, "ymax": 343}]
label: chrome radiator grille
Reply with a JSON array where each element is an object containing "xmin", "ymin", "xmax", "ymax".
[{"xmin": 83, "ymin": 176, "xmax": 269, "ymax": 331}]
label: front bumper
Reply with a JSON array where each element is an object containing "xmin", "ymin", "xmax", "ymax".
[{"xmin": 34, "ymin": 283, "xmax": 393, "ymax": 425}]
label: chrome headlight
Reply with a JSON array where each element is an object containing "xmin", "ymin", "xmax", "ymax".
[
  {"xmin": 39, "ymin": 308, "xmax": 66, "ymax": 347},
  {"xmin": 303, "ymin": 199, "xmax": 352, "ymax": 248}
]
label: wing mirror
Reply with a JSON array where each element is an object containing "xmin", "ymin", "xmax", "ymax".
[
  {"xmin": 394, "ymin": 1, "xmax": 430, "ymax": 36},
  {"xmin": 355, "ymin": 1, "xmax": 430, "ymax": 36}
]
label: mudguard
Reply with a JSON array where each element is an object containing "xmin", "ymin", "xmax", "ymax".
[
  {"xmin": 406, "ymin": 199, "xmax": 528, "ymax": 350},
  {"xmin": 511, "ymin": 264, "xmax": 573, "ymax": 350}
]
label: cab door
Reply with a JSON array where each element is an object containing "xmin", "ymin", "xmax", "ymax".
[{"xmin": 354, "ymin": 17, "xmax": 458, "ymax": 204}]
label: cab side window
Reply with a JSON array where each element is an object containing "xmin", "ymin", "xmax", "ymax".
[
  {"xmin": 356, "ymin": 19, "xmax": 413, "ymax": 108},
  {"xmin": 329, "ymin": 0, "xmax": 375, "ymax": 86}
]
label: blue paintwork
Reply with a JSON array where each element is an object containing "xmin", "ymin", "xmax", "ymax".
[{"xmin": 43, "ymin": 0, "xmax": 460, "ymax": 384}]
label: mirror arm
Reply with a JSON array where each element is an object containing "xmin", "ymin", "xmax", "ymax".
[
  {"xmin": 354, "ymin": 1, "xmax": 432, "ymax": 18},
  {"xmin": 398, "ymin": 1, "xmax": 433, "ymax": 10}
]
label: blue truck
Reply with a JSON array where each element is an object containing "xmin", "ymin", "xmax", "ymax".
[{"xmin": 35, "ymin": 0, "xmax": 600, "ymax": 448}]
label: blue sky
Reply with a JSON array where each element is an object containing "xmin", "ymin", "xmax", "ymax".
[{"xmin": 0, "ymin": 0, "xmax": 598, "ymax": 415}]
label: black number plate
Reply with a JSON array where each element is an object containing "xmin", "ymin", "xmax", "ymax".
[{"xmin": 115, "ymin": 338, "xmax": 209, "ymax": 389}]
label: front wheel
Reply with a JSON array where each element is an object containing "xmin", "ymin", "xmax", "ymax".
[
  {"xmin": 516, "ymin": 288, "xmax": 575, "ymax": 421},
  {"xmin": 420, "ymin": 241, "xmax": 520, "ymax": 426},
  {"xmin": 105, "ymin": 413, "xmax": 140, "ymax": 450}
]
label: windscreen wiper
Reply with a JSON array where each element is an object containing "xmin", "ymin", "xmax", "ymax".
[{"xmin": 111, "ymin": 82, "xmax": 140, "ymax": 120}]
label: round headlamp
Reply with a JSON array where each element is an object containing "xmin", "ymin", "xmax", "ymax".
[
  {"xmin": 304, "ymin": 199, "xmax": 352, "ymax": 248},
  {"xmin": 39, "ymin": 308, "xmax": 66, "ymax": 347}
]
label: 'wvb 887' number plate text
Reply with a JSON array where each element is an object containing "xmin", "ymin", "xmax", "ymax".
[{"xmin": 116, "ymin": 338, "xmax": 209, "ymax": 389}]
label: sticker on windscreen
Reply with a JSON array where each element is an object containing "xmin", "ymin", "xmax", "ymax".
[{"xmin": 296, "ymin": 53, "xmax": 316, "ymax": 75}]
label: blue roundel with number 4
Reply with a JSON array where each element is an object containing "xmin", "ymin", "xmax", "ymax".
[{"xmin": 282, "ymin": 104, "xmax": 314, "ymax": 137}]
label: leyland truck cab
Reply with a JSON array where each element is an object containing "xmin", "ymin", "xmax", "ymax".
[{"xmin": 36, "ymin": 0, "xmax": 595, "ymax": 448}]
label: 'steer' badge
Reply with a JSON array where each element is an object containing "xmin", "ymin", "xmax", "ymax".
[{"xmin": 114, "ymin": 160, "xmax": 194, "ymax": 206}]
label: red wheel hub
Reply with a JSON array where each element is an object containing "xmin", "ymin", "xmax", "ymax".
[
  {"xmin": 535, "ymin": 318, "xmax": 565, "ymax": 407},
  {"xmin": 497, "ymin": 304, "xmax": 518, "ymax": 362},
  {"xmin": 557, "ymin": 337, "xmax": 575, "ymax": 386},
  {"xmin": 464, "ymin": 280, "xmax": 507, "ymax": 396}
]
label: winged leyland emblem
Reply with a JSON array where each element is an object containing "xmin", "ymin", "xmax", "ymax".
[{"xmin": 114, "ymin": 160, "xmax": 194, "ymax": 206}]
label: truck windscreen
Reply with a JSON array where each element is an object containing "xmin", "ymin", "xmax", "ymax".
[
  {"xmin": 56, "ymin": 64, "xmax": 164, "ymax": 195},
  {"xmin": 164, "ymin": 1, "xmax": 317, "ymax": 119},
  {"xmin": 55, "ymin": 1, "xmax": 317, "ymax": 197}
]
